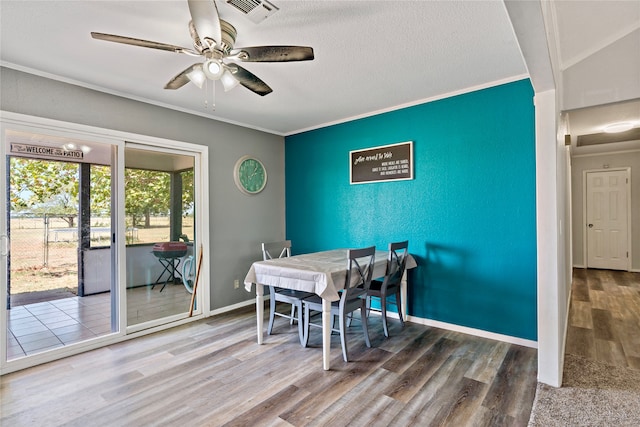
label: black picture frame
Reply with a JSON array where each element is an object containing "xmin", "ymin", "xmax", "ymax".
[{"xmin": 349, "ymin": 141, "xmax": 413, "ymax": 184}]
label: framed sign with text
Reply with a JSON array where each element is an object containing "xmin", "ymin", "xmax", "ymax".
[{"xmin": 350, "ymin": 141, "xmax": 414, "ymax": 184}]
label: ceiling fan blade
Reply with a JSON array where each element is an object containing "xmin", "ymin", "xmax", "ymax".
[
  {"xmin": 229, "ymin": 64, "xmax": 273, "ymax": 96},
  {"xmin": 230, "ymin": 46, "xmax": 314, "ymax": 62},
  {"xmin": 164, "ymin": 64, "xmax": 200, "ymax": 90},
  {"xmin": 188, "ymin": 0, "xmax": 222, "ymax": 50},
  {"xmin": 91, "ymin": 32, "xmax": 197, "ymax": 55}
]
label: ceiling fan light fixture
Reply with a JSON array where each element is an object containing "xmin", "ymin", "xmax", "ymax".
[
  {"xmin": 187, "ymin": 65, "xmax": 206, "ymax": 88},
  {"xmin": 203, "ymin": 59, "xmax": 224, "ymax": 80},
  {"xmin": 603, "ymin": 122, "xmax": 635, "ymax": 133},
  {"xmin": 220, "ymin": 69, "xmax": 240, "ymax": 91},
  {"xmin": 92, "ymin": 0, "xmax": 313, "ymax": 97}
]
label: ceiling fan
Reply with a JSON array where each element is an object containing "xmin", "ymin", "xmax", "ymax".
[{"xmin": 91, "ymin": 0, "xmax": 314, "ymax": 96}]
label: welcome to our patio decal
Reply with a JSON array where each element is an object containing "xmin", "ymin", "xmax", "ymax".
[
  {"xmin": 10, "ymin": 143, "xmax": 84, "ymax": 160},
  {"xmin": 350, "ymin": 141, "xmax": 413, "ymax": 184}
]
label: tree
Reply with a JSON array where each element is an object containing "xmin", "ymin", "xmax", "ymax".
[
  {"xmin": 10, "ymin": 157, "xmax": 194, "ymax": 231},
  {"xmin": 10, "ymin": 158, "xmax": 113, "ymax": 227},
  {"xmin": 125, "ymin": 169, "xmax": 171, "ymax": 227},
  {"xmin": 10, "ymin": 158, "xmax": 79, "ymax": 227},
  {"xmin": 181, "ymin": 169, "xmax": 194, "ymax": 216},
  {"xmin": 90, "ymin": 165, "xmax": 111, "ymax": 216}
]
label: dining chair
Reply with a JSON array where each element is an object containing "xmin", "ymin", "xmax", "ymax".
[
  {"xmin": 367, "ymin": 240, "xmax": 409, "ymax": 337},
  {"xmin": 302, "ymin": 246, "xmax": 375, "ymax": 362},
  {"xmin": 261, "ymin": 240, "xmax": 313, "ymax": 345}
]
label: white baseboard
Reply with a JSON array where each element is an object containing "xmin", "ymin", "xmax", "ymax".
[
  {"xmin": 572, "ymin": 264, "xmax": 640, "ymax": 273},
  {"xmin": 215, "ymin": 302, "xmax": 538, "ymax": 349},
  {"xmin": 406, "ymin": 315, "xmax": 538, "ymax": 349},
  {"xmin": 208, "ymin": 299, "xmax": 256, "ymax": 316}
]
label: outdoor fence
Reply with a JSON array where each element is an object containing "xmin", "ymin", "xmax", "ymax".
[
  {"xmin": 10, "ymin": 214, "xmax": 79, "ymax": 271},
  {"xmin": 9, "ymin": 213, "xmax": 171, "ymax": 271}
]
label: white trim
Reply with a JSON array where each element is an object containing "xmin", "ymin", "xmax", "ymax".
[
  {"xmin": 284, "ymin": 74, "xmax": 530, "ymax": 136},
  {"xmin": 0, "ymin": 122, "xmax": 7, "ymax": 372},
  {"xmin": 582, "ymin": 167, "xmax": 632, "ymax": 271},
  {"xmin": 197, "ymin": 149, "xmax": 210, "ymax": 317},
  {"xmin": 115, "ymin": 137, "xmax": 127, "ymax": 338},
  {"xmin": 558, "ymin": 284, "xmax": 572, "ymax": 388},
  {"xmin": 572, "ymin": 148, "xmax": 640, "ymax": 158},
  {"xmin": 0, "ymin": 111, "xmax": 206, "ymax": 153},
  {"xmin": 209, "ymin": 299, "xmax": 255, "ymax": 316},
  {"xmin": 566, "ymin": 145, "xmax": 574, "ymax": 285},
  {"xmin": 534, "ymin": 90, "xmax": 563, "ymax": 387},
  {"xmin": 573, "ymin": 265, "xmax": 640, "ymax": 272},
  {"xmin": 406, "ymin": 316, "xmax": 537, "ymax": 349},
  {"xmin": 544, "ymin": 0, "xmax": 562, "ymax": 79}
]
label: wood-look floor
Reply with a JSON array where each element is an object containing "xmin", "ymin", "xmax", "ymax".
[
  {"xmin": 0, "ymin": 305, "xmax": 537, "ymax": 426},
  {"xmin": 566, "ymin": 268, "xmax": 640, "ymax": 370}
]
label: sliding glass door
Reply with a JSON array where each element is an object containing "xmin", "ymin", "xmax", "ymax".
[
  {"xmin": 1, "ymin": 115, "xmax": 207, "ymax": 373},
  {"xmin": 2, "ymin": 129, "xmax": 117, "ymax": 361},
  {"xmin": 124, "ymin": 145, "xmax": 201, "ymax": 330}
]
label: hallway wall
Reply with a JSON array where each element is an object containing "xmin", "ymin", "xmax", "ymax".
[{"xmin": 571, "ymin": 150, "xmax": 640, "ymax": 271}]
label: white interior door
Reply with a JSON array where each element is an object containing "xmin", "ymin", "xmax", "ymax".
[{"xmin": 586, "ymin": 169, "xmax": 630, "ymax": 270}]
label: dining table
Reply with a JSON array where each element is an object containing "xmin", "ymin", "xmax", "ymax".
[{"xmin": 243, "ymin": 248, "xmax": 417, "ymax": 370}]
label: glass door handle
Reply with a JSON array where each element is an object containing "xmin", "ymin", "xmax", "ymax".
[{"xmin": 0, "ymin": 235, "xmax": 8, "ymax": 256}]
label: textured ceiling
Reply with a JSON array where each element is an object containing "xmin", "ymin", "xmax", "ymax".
[
  {"xmin": 0, "ymin": 0, "xmax": 527, "ymax": 136},
  {"xmin": 1, "ymin": 1, "xmax": 638, "ymax": 141}
]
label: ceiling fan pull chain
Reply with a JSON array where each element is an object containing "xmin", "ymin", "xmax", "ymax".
[
  {"xmin": 210, "ymin": 79, "xmax": 216, "ymax": 111},
  {"xmin": 204, "ymin": 78, "xmax": 209, "ymax": 110},
  {"xmin": 203, "ymin": 78, "xmax": 216, "ymax": 111}
]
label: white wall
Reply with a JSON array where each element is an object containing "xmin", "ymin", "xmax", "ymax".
[
  {"xmin": 504, "ymin": 0, "xmax": 571, "ymax": 387},
  {"xmin": 563, "ymin": 29, "xmax": 640, "ymax": 110},
  {"xmin": 571, "ymin": 150, "xmax": 640, "ymax": 270},
  {"xmin": 535, "ymin": 90, "xmax": 569, "ymax": 387}
]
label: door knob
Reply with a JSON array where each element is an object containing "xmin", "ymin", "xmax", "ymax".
[{"xmin": 588, "ymin": 224, "xmax": 594, "ymax": 228}]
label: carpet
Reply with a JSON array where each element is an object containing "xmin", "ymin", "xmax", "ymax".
[{"xmin": 528, "ymin": 353, "xmax": 640, "ymax": 426}]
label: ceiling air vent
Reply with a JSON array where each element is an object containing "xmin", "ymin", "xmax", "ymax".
[{"xmin": 226, "ymin": 0, "xmax": 279, "ymax": 24}]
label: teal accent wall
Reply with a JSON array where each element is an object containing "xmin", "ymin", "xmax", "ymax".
[{"xmin": 285, "ymin": 79, "xmax": 537, "ymax": 341}]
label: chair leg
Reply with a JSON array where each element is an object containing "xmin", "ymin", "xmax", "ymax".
[
  {"xmin": 365, "ymin": 295, "xmax": 371, "ymax": 318},
  {"xmin": 381, "ymin": 294, "xmax": 390, "ymax": 338},
  {"xmin": 395, "ymin": 290, "xmax": 405, "ymax": 327},
  {"xmin": 267, "ymin": 291, "xmax": 276, "ymax": 336},
  {"xmin": 302, "ymin": 304, "xmax": 310, "ymax": 348},
  {"xmin": 338, "ymin": 309, "xmax": 349, "ymax": 362},
  {"xmin": 295, "ymin": 301, "xmax": 305, "ymax": 346},
  {"xmin": 289, "ymin": 304, "xmax": 296, "ymax": 325},
  {"xmin": 360, "ymin": 301, "xmax": 371, "ymax": 348}
]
